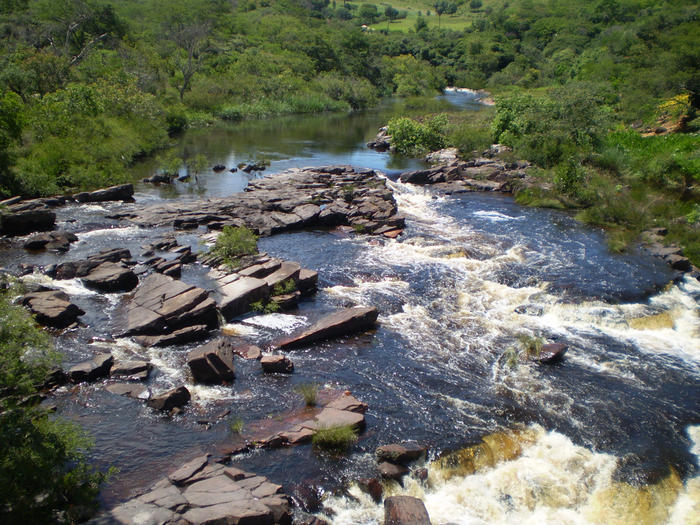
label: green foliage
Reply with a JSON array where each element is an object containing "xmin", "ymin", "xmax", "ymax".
[
  {"xmin": 210, "ymin": 226, "xmax": 258, "ymax": 267},
  {"xmin": 388, "ymin": 113, "xmax": 449, "ymax": 155},
  {"xmin": 312, "ymin": 424, "xmax": 358, "ymax": 453},
  {"xmin": 294, "ymin": 383, "xmax": 319, "ymax": 407},
  {"xmin": 250, "ymin": 299, "xmax": 281, "ymax": 314},
  {"xmin": 0, "ymin": 283, "xmax": 106, "ymax": 523},
  {"xmin": 516, "ymin": 333, "xmax": 543, "ymax": 358},
  {"xmin": 272, "ymin": 279, "xmax": 297, "ymax": 296}
]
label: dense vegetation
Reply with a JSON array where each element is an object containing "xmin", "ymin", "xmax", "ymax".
[{"xmin": 0, "ymin": 279, "xmax": 107, "ymax": 522}]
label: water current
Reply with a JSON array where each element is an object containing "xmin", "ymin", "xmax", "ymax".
[{"xmin": 1, "ymin": 91, "xmax": 698, "ymax": 524}]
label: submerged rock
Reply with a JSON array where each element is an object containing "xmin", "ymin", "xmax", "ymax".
[
  {"xmin": 279, "ymin": 306, "xmax": 378, "ymax": 349},
  {"xmin": 261, "ymin": 355, "xmax": 294, "ymax": 374},
  {"xmin": 376, "ymin": 442, "xmax": 427, "ymax": 464},
  {"xmin": 110, "ymin": 360, "xmax": 152, "ymax": 380}
]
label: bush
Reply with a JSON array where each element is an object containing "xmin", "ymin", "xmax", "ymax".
[
  {"xmin": 210, "ymin": 226, "xmax": 258, "ymax": 267},
  {"xmin": 272, "ymin": 279, "xmax": 297, "ymax": 296},
  {"xmin": 312, "ymin": 424, "xmax": 358, "ymax": 453},
  {"xmin": 387, "ymin": 114, "xmax": 449, "ymax": 155},
  {"xmin": 0, "ymin": 282, "xmax": 107, "ymax": 523}
]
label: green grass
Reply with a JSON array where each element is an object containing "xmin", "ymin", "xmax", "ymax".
[
  {"xmin": 228, "ymin": 417, "xmax": 244, "ymax": 434},
  {"xmin": 312, "ymin": 424, "xmax": 359, "ymax": 453},
  {"xmin": 294, "ymin": 383, "xmax": 320, "ymax": 407},
  {"xmin": 209, "ymin": 226, "xmax": 258, "ymax": 268}
]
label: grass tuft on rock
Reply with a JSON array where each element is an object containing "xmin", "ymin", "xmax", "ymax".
[
  {"xmin": 294, "ymin": 383, "xmax": 319, "ymax": 407},
  {"xmin": 312, "ymin": 424, "xmax": 358, "ymax": 453}
]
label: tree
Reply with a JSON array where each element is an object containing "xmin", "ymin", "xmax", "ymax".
[
  {"xmin": 433, "ymin": 0, "xmax": 456, "ymax": 28},
  {"xmin": 384, "ymin": 5, "xmax": 398, "ymax": 31},
  {"xmin": 358, "ymin": 3, "xmax": 378, "ymax": 24},
  {"xmin": 0, "ymin": 91, "xmax": 23, "ymax": 196}
]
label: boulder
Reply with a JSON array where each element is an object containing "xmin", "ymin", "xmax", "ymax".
[
  {"xmin": 74, "ymin": 183, "xmax": 134, "ymax": 203},
  {"xmin": 51, "ymin": 248, "xmax": 133, "ymax": 280},
  {"xmin": 187, "ymin": 339, "xmax": 236, "ymax": 384},
  {"xmin": 666, "ymin": 254, "xmax": 692, "ymax": 272},
  {"xmin": 68, "ymin": 353, "xmax": 114, "ymax": 383},
  {"xmin": 147, "ymin": 386, "xmax": 191, "ymax": 412},
  {"xmin": 234, "ymin": 343, "xmax": 262, "ymax": 360},
  {"xmin": 425, "ymin": 147, "xmax": 460, "ymax": 165},
  {"xmin": 264, "ymin": 261, "xmax": 301, "ymax": 289},
  {"xmin": 21, "ymin": 290, "xmax": 85, "ymax": 328},
  {"xmin": 279, "ymin": 306, "xmax": 378, "ymax": 349},
  {"xmin": 358, "ymin": 478, "xmax": 383, "ymax": 503},
  {"xmin": 378, "ymin": 461, "xmax": 409, "ymax": 481},
  {"xmin": 297, "ymin": 268, "xmax": 318, "ymax": 296},
  {"xmin": 23, "ymin": 231, "xmax": 78, "ymax": 252},
  {"xmin": 82, "ymin": 262, "xmax": 138, "ymax": 292},
  {"xmin": 384, "ymin": 496, "xmax": 432, "ymax": 525},
  {"xmin": 0, "ymin": 208, "xmax": 56, "ymax": 236},
  {"xmin": 534, "ymin": 343, "xmax": 568, "ymax": 364},
  {"xmin": 261, "ymin": 355, "xmax": 294, "ymax": 374},
  {"xmin": 213, "ymin": 164, "xmax": 226, "ymax": 172},
  {"xmin": 124, "ymin": 273, "xmax": 218, "ymax": 336},
  {"xmin": 143, "ymin": 173, "xmax": 172, "ymax": 184},
  {"xmin": 376, "ymin": 443, "xmax": 427, "ymax": 464}
]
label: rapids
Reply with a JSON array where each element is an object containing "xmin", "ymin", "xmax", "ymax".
[{"xmin": 0, "ymin": 92, "xmax": 697, "ymax": 523}]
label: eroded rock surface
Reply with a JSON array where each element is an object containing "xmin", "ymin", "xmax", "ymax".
[{"xmin": 99, "ymin": 456, "xmax": 291, "ymax": 525}]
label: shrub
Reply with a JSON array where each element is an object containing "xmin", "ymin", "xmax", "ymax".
[
  {"xmin": 516, "ymin": 334, "xmax": 543, "ymax": 358},
  {"xmin": 210, "ymin": 226, "xmax": 258, "ymax": 267},
  {"xmin": 0, "ymin": 282, "xmax": 107, "ymax": 523},
  {"xmin": 272, "ymin": 279, "xmax": 297, "ymax": 296},
  {"xmin": 387, "ymin": 114, "xmax": 449, "ymax": 156},
  {"xmin": 229, "ymin": 417, "xmax": 244, "ymax": 434},
  {"xmin": 295, "ymin": 383, "xmax": 319, "ymax": 407},
  {"xmin": 312, "ymin": 424, "xmax": 358, "ymax": 453}
]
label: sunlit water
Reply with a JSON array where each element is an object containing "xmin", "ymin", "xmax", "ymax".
[{"xmin": 1, "ymin": 92, "xmax": 698, "ymax": 523}]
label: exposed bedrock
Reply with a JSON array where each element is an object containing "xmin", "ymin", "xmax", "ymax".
[{"xmin": 120, "ymin": 166, "xmax": 404, "ymax": 237}]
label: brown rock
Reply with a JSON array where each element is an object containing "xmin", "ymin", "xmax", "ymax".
[
  {"xmin": 261, "ymin": 355, "xmax": 294, "ymax": 374},
  {"xmin": 105, "ymin": 382, "xmax": 150, "ymax": 399},
  {"xmin": 134, "ymin": 324, "xmax": 210, "ymax": 347},
  {"xmin": 110, "ymin": 360, "xmax": 152, "ymax": 380},
  {"xmin": 384, "ymin": 496, "xmax": 432, "ymax": 525},
  {"xmin": 358, "ymin": 477, "xmax": 383, "ymax": 503},
  {"xmin": 378, "ymin": 461, "xmax": 409, "ymax": 481},
  {"xmin": 279, "ymin": 306, "xmax": 378, "ymax": 349},
  {"xmin": 21, "ymin": 290, "xmax": 84, "ymax": 328},
  {"xmin": 233, "ymin": 343, "xmax": 262, "ymax": 360},
  {"xmin": 82, "ymin": 262, "xmax": 138, "ymax": 292},
  {"xmin": 376, "ymin": 443, "xmax": 427, "ymax": 464},
  {"xmin": 147, "ymin": 386, "xmax": 191, "ymax": 412},
  {"xmin": 535, "ymin": 343, "xmax": 568, "ymax": 364},
  {"xmin": 187, "ymin": 338, "xmax": 236, "ymax": 384},
  {"xmin": 216, "ymin": 276, "xmax": 270, "ymax": 320},
  {"xmin": 68, "ymin": 353, "xmax": 114, "ymax": 383}
]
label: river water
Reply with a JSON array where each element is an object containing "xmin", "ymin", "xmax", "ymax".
[{"xmin": 2, "ymin": 92, "xmax": 699, "ymax": 524}]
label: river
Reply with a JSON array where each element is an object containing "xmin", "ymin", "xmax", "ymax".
[{"xmin": 2, "ymin": 91, "xmax": 698, "ymax": 524}]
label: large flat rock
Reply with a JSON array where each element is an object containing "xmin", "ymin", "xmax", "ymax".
[
  {"xmin": 21, "ymin": 290, "xmax": 84, "ymax": 328},
  {"xmin": 217, "ymin": 276, "xmax": 269, "ymax": 320},
  {"xmin": 279, "ymin": 306, "xmax": 378, "ymax": 349},
  {"xmin": 124, "ymin": 273, "xmax": 218, "ymax": 336}
]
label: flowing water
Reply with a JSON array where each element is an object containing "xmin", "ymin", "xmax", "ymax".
[{"xmin": 1, "ymin": 91, "xmax": 698, "ymax": 524}]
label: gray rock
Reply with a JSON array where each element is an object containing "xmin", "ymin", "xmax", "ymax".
[
  {"xmin": 68, "ymin": 353, "xmax": 114, "ymax": 383},
  {"xmin": 384, "ymin": 496, "xmax": 432, "ymax": 525},
  {"xmin": 134, "ymin": 324, "xmax": 210, "ymax": 347},
  {"xmin": 74, "ymin": 184, "xmax": 134, "ymax": 203},
  {"xmin": 105, "ymin": 383, "xmax": 150, "ymax": 399},
  {"xmin": 216, "ymin": 276, "xmax": 269, "ymax": 320},
  {"xmin": 297, "ymin": 268, "xmax": 318, "ymax": 296},
  {"xmin": 187, "ymin": 338, "xmax": 236, "ymax": 384},
  {"xmin": 23, "ymin": 231, "xmax": 78, "ymax": 252},
  {"xmin": 279, "ymin": 306, "xmax": 378, "ymax": 349},
  {"xmin": 82, "ymin": 262, "xmax": 138, "ymax": 293},
  {"xmin": 110, "ymin": 360, "xmax": 152, "ymax": 380},
  {"xmin": 0, "ymin": 207, "xmax": 56, "ymax": 236}
]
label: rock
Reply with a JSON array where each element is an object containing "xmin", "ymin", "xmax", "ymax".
[
  {"xmin": 367, "ymin": 127, "xmax": 392, "ymax": 151},
  {"xmin": 168, "ymin": 454, "xmax": 210, "ymax": 485},
  {"xmin": 51, "ymin": 248, "xmax": 134, "ymax": 280},
  {"xmin": 425, "ymin": 147, "xmax": 460, "ymax": 165},
  {"xmin": 264, "ymin": 261, "xmax": 301, "ymax": 289},
  {"xmin": 297, "ymin": 269, "xmax": 318, "ymax": 296},
  {"xmin": 134, "ymin": 324, "xmax": 210, "ymax": 347},
  {"xmin": 216, "ymin": 276, "xmax": 269, "ymax": 320},
  {"xmin": 187, "ymin": 338, "xmax": 236, "ymax": 384},
  {"xmin": 279, "ymin": 307, "xmax": 379, "ymax": 349},
  {"xmin": 240, "ymin": 161, "xmax": 266, "ymax": 173},
  {"xmin": 213, "ymin": 164, "xmax": 226, "ymax": 172},
  {"xmin": 124, "ymin": 273, "xmax": 218, "ymax": 336},
  {"xmin": 105, "ymin": 383, "xmax": 150, "ymax": 399},
  {"xmin": 107, "ymin": 500, "xmax": 176, "ymax": 525},
  {"xmin": 534, "ymin": 343, "xmax": 568, "ymax": 364},
  {"xmin": 143, "ymin": 173, "xmax": 172, "ymax": 184},
  {"xmin": 74, "ymin": 184, "xmax": 134, "ymax": 203},
  {"xmin": 378, "ymin": 461, "xmax": 409, "ymax": 481},
  {"xmin": 21, "ymin": 290, "xmax": 85, "ymax": 328},
  {"xmin": 68, "ymin": 353, "xmax": 114, "ymax": 383},
  {"xmin": 311, "ymin": 407, "xmax": 365, "ymax": 431},
  {"xmin": 23, "ymin": 231, "xmax": 78, "ymax": 252},
  {"xmin": 384, "ymin": 496, "xmax": 432, "ymax": 525},
  {"xmin": 146, "ymin": 386, "xmax": 191, "ymax": 412},
  {"xmin": 233, "ymin": 343, "xmax": 262, "ymax": 360},
  {"xmin": 0, "ymin": 208, "xmax": 56, "ymax": 236},
  {"xmin": 376, "ymin": 443, "xmax": 427, "ymax": 464},
  {"xmin": 666, "ymin": 254, "xmax": 692, "ymax": 272},
  {"xmin": 383, "ymin": 229, "xmax": 403, "ymax": 239},
  {"xmin": 358, "ymin": 477, "xmax": 383, "ymax": 503},
  {"xmin": 261, "ymin": 355, "xmax": 294, "ymax": 374},
  {"xmin": 110, "ymin": 360, "xmax": 152, "ymax": 380},
  {"xmin": 42, "ymin": 368, "xmax": 69, "ymax": 390},
  {"xmin": 82, "ymin": 262, "xmax": 138, "ymax": 292}
]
